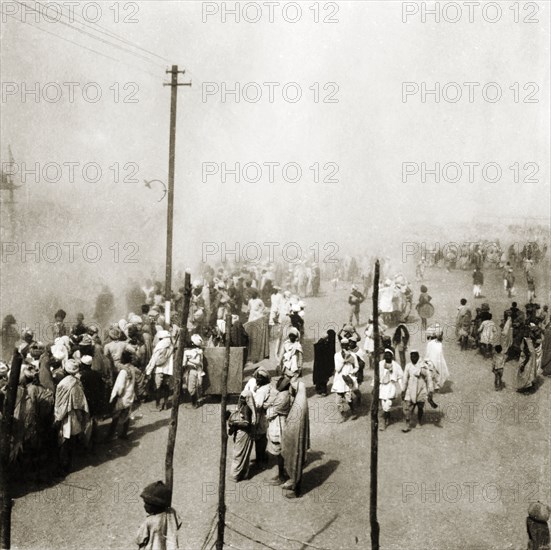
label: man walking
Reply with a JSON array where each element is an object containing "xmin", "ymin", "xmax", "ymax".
[
  {"xmin": 472, "ymin": 268, "xmax": 484, "ymax": 298},
  {"xmin": 348, "ymin": 284, "xmax": 366, "ymax": 326},
  {"xmin": 401, "ymin": 350, "xmax": 434, "ymax": 432}
]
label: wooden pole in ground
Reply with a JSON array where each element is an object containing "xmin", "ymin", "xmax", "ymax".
[
  {"xmin": 165, "ymin": 271, "xmax": 191, "ymax": 499},
  {"xmin": 0, "ymin": 351, "xmax": 23, "ymax": 549},
  {"xmin": 216, "ymin": 313, "xmax": 232, "ymax": 550},
  {"xmin": 370, "ymin": 260, "xmax": 381, "ymax": 550}
]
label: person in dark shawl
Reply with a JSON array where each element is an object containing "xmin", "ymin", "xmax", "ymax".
[
  {"xmin": 392, "ymin": 324, "xmax": 410, "ymax": 367},
  {"xmin": 1, "ymin": 314, "xmax": 19, "ymax": 361},
  {"xmin": 244, "ymin": 315, "xmax": 270, "ymax": 363},
  {"xmin": 313, "ymin": 330, "xmax": 336, "ymax": 395},
  {"xmin": 70, "ymin": 313, "xmax": 88, "ymax": 343},
  {"xmin": 526, "ymin": 501, "xmax": 550, "ymax": 550},
  {"xmin": 79, "ymin": 355, "xmax": 105, "ymax": 443},
  {"xmin": 53, "ymin": 309, "xmax": 68, "ymax": 339},
  {"xmin": 541, "ymin": 324, "xmax": 551, "ymax": 376},
  {"xmin": 281, "ymin": 380, "xmax": 310, "ymax": 499}
]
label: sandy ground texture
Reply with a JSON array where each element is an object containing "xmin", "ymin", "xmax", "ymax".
[{"xmin": 11, "ymin": 264, "xmax": 551, "ymax": 550}]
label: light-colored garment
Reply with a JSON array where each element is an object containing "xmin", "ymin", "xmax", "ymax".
[
  {"xmin": 501, "ymin": 317, "xmax": 513, "ymax": 352},
  {"xmin": 516, "ymin": 337, "xmax": 538, "ymax": 390},
  {"xmin": 136, "ymin": 509, "xmax": 182, "ymax": 550},
  {"xmin": 269, "ymin": 293, "xmax": 283, "ymax": 325},
  {"xmin": 110, "ymin": 365, "xmax": 136, "ymax": 410},
  {"xmin": 375, "ymin": 360, "xmax": 404, "ymax": 410},
  {"xmin": 265, "ymin": 387, "xmax": 291, "ymax": 455},
  {"xmin": 379, "ymin": 286, "xmax": 394, "ymax": 313},
  {"xmin": 104, "ymin": 340, "xmax": 134, "ymax": 372},
  {"xmin": 363, "ymin": 325, "xmax": 375, "ymax": 353},
  {"xmin": 253, "ymin": 383, "xmax": 271, "ymax": 435},
  {"xmin": 479, "ymin": 320, "xmax": 498, "ymax": 345},
  {"xmin": 402, "ymin": 361, "xmax": 433, "ymax": 403},
  {"xmin": 425, "ymin": 340, "xmax": 449, "ymax": 389},
  {"xmin": 54, "ymin": 374, "xmax": 90, "ymax": 440},
  {"xmin": 279, "ymin": 341, "xmax": 303, "ymax": 376},
  {"xmin": 248, "ymin": 298, "xmax": 266, "ymax": 322},
  {"xmin": 455, "ymin": 305, "xmax": 472, "ymax": 337},
  {"xmin": 145, "ymin": 338, "xmax": 174, "ymax": 377},
  {"xmin": 331, "ymin": 351, "xmax": 359, "ymax": 393}
]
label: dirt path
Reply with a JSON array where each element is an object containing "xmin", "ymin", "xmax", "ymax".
[{"xmin": 11, "ymin": 265, "xmax": 550, "ymax": 549}]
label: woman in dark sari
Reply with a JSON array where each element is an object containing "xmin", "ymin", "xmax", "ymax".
[{"xmin": 313, "ymin": 330, "xmax": 336, "ymax": 395}]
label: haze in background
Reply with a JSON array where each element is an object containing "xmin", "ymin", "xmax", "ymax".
[{"xmin": 1, "ymin": 1, "xmax": 549, "ymax": 326}]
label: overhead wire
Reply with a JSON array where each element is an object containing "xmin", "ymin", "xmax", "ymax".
[
  {"xmin": 14, "ymin": 0, "xmax": 165, "ymax": 68},
  {"xmin": 36, "ymin": 0, "xmax": 172, "ymax": 63},
  {"xmin": 35, "ymin": 0, "xmax": 171, "ymax": 64},
  {"xmin": 3, "ymin": 12, "xmax": 167, "ymax": 81}
]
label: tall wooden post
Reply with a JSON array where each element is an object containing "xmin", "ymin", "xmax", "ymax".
[
  {"xmin": 165, "ymin": 271, "xmax": 191, "ymax": 498},
  {"xmin": 0, "ymin": 351, "xmax": 23, "ymax": 549},
  {"xmin": 370, "ymin": 260, "xmax": 381, "ymax": 550},
  {"xmin": 163, "ymin": 65, "xmax": 191, "ymax": 308},
  {"xmin": 216, "ymin": 313, "xmax": 232, "ymax": 550}
]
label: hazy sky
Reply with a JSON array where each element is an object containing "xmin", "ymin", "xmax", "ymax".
[{"xmin": 2, "ymin": 0, "xmax": 550, "ymax": 270}]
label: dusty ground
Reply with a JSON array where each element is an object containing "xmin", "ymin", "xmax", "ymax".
[{"xmin": 11, "ymin": 262, "xmax": 551, "ymax": 550}]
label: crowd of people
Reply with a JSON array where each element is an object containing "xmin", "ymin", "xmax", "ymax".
[
  {"xmin": 1, "ymin": 233, "xmax": 550, "ymax": 546},
  {"xmin": 0, "ymin": 259, "xmax": 314, "ymax": 480}
]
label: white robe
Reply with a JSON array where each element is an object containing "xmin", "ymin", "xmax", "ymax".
[{"xmin": 425, "ymin": 340, "xmax": 449, "ymax": 388}]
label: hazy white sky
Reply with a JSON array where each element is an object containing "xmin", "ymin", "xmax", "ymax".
[{"xmin": 1, "ymin": 0, "xmax": 550, "ymax": 268}]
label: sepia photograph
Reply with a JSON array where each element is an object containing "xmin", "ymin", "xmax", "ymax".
[{"xmin": 0, "ymin": 1, "xmax": 550, "ymax": 549}]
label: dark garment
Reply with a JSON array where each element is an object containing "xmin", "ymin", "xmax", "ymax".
[
  {"xmin": 71, "ymin": 322, "xmax": 88, "ymax": 343},
  {"xmin": 1, "ymin": 324, "xmax": 19, "ymax": 362},
  {"xmin": 392, "ymin": 325, "xmax": 410, "ymax": 347},
  {"xmin": 313, "ymin": 336, "xmax": 335, "ymax": 391},
  {"xmin": 472, "ymin": 271, "xmax": 484, "ymax": 285},
  {"xmin": 527, "ymin": 517, "xmax": 550, "ymax": 550},
  {"xmin": 79, "ymin": 366, "xmax": 105, "ymax": 417},
  {"xmin": 542, "ymin": 326, "xmax": 551, "ymax": 376},
  {"xmin": 38, "ymin": 352, "xmax": 56, "ymax": 393},
  {"xmin": 289, "ymin": 313, "xmax": 304, "ymax": 336},
  {"xmin": 230, "ymin": 321, "xmax": 249, "ymax": 348},
  {"xmin": 348, "ymin": 290, "xmax": 365, "ymax": 313}
]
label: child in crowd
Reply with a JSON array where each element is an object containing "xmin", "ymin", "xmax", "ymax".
[{"xmin": 137, "ymin": 481, "xmax": 182, "ymax": 550}]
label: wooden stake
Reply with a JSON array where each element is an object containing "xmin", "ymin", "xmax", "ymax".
[
  {"xmin": 370, "ymin": 260, "xmax": 381, "ymax": 550},
  {"xmin": 0, "ymin": 351, "xmax": 23, "ymax": 549},
  {"xmin": 165, "ymin": 271, "xmax": 191, "ymax": 499},
  {"xmin": 216, "ymin": 313, "xmax": 232, "ymax": 550}
]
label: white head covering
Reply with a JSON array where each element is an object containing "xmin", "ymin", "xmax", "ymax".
[
  {"xmin": 64, "ymin": 359, "xmax": 80, "ymax": 374},
  {"xmin": 157, "ymin": 330, "xmax": 171, "ymax": 340},
  {"xmin": 191, "ymin": 334, "xmax": 204, "ymax": 347}
]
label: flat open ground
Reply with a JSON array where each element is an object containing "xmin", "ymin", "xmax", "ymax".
[{"xmin": 12, "ymin": 263, "xmax": 551, "ymax": 550}]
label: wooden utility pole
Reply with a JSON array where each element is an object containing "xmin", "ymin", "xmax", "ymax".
[
  {"xmin": 165, "ymin": 271, "xmax": 191, "ymax": 498},
  {"xmin": 370, "ymin": 260, "xmax": 381, "ymax": 550},
  {"xmin": 163, "ymin": 65, "xmax": 191, "ymax": 317},
  {"xmin": 216, "ymin": 313, "xmax": 232, "ymax": 550},
  {"xmin": 0, "ymin": 351, "xmax": 23, "ymax": 549}
]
